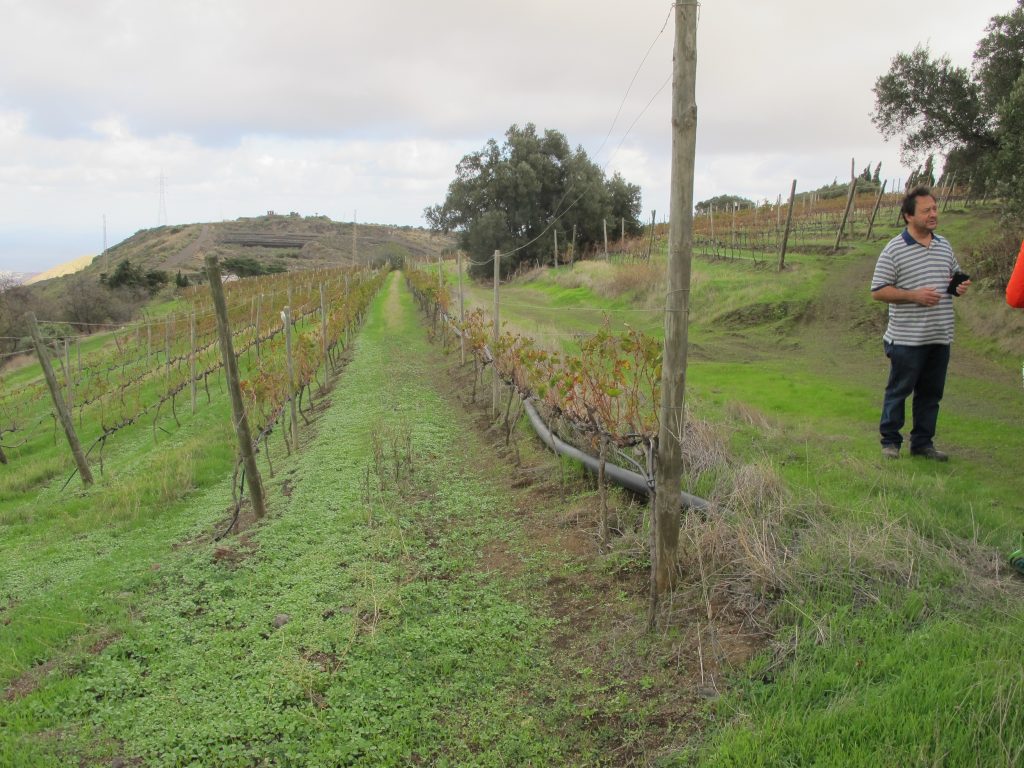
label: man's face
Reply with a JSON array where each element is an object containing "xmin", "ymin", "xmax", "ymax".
[{"xmin": 906, "ymin": 196, "xmax": 938, "ymax": 233}]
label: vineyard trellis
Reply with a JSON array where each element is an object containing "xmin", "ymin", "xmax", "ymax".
[
  {"xmin": 404, "ymin": 262, "xmax": 708, "ymax": 545},
  {"xmin": 1, "ymin": 265, "xmax": 387, "ymax": 494}
]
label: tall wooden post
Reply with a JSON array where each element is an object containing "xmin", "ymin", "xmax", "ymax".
[
  {"xmin": 571, "ymin": 224, "xmax": 577, "ymax": 269},
  {"xmin": 941, "ymin": 171, "xmax": 957, "ymax": 212},
  {"xmin": 457, "ymin": 250, "xmax": 466, "ymax": 365},
  {"xmin": 646, "ymin": 210, "xmax": 657, "ymax": 260},
  {"xmin": 189, "ymin": 311, "xmax": 197, "ymax": 415},
  {"xmin": 284, "ymin": 295, "xmax": 299, "ymax": 452},
  {"xmin": 865, "ymin": 179, "xmax": 888, "ymax": 240},
  {"xmin": 603, "ymin": 218, "xmax": 609, "ymax": 260},
  {"xmin": 205, "ymin": 255, "xmax": 266, "ymax": 518},
  {"xmin": 64, "ymin": 338, "xmax": 73, "ymax": 412},
  {"xmin": 492, "ymin": 249, "xmax": 501, "ymax": 415},
  {"xmin": 778, "ymin": 179, "xmax": 797, "ymax": 271},
  {"xmin": 29, "ymin": 314, "xmax": 93, "ymax": 487},
  {"xmin": 254, "ymin": 293, "xmax": 263, "ymax": 359},
  {"xmin": 834, "ymin": 177, "xmax": 858, "ymax": 251},
  {"xmin": 319, "ymin": 283, "xmax": 329, "ymax": 375},
  {"xmin": 652, "ymin": 0, "xmax": 697, "ymax": 623},
  {"xmin": 553, "ymin": 229, "xmax": 558, "ymax": 268}
]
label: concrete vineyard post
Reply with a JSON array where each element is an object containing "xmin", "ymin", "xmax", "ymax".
[
  {"xmin": 29, "ymin": 313, "xmax": 93, "ymax": 487},
  {"xmin": 204, "ymin": 255, "xmax": 266, "ymax": 518}
]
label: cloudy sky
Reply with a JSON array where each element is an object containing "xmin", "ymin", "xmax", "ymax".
[{"xmin": 0, "ymin": 0, "xmax": 1013, "ymax": 273}]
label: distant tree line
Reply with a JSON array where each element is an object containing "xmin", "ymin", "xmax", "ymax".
[{"xmin": 425, "ymin": 123, "xmax": 644, "ymax": 278}]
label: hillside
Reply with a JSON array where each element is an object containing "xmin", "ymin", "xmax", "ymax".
[
  {"xmin": 23, "ymin": 255, "xmax": 93, "ymax": 285},
  {"xmin": 71, "ymin": 213, "xmax": 455, "ymax": 284}
]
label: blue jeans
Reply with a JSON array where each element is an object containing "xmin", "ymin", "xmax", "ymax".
[{"xmin": 879, "ymin": 342, "xmax": 950, "ymax": 452}]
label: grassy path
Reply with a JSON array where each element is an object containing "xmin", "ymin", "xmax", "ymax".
[{"xmin": 0, "ymin": 273, "xmax": 614, "ymax": 766}]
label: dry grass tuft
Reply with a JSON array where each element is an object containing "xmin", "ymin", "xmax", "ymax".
[
  {"xmin": 725, "ymin": 400, "xmax": 777, "ymax": 433},
  {"xmin": 682, "ymin": 414, "xmax": 731, "ymax": 478}
]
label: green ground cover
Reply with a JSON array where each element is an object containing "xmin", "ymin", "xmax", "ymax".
[
  {"xmin": 0, "ymin": 275, "xmax": 624, "ymax": 766},
  {"xmin": 443, "ymin": 209, "xmax": 1024, "ymax": 766}
]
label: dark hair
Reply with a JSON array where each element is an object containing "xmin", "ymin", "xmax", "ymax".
[{"xmin": 901, "ymin": 186, "xmax": 934, "ymax": 223}]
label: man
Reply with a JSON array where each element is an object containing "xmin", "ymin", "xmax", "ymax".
[{"xmin": 870, "ymin": 186, "xmax": 970, "ymax": 461}]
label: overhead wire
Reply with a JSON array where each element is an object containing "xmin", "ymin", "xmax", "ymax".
[{"xmin": 460, "ymin": 3, "xmax": 680, "ymax": 264}]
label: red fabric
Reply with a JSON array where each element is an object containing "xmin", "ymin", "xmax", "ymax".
[{"xmin": 1008, "ymin": 240, "xmax": 1024, "ymax": 308}]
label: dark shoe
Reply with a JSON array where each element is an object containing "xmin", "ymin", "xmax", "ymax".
[
  {"xmin": 911, "ymin": 445, "xmax": 949, "ymax": 462},
  {"xmin": 881, "ymin": 445, "xmax": 900, "ymax": 460}
]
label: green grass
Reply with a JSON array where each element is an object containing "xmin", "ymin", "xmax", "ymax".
[
  {"xmin": 0, "ymin": 274, "xmax": 617, "ymax": 766},
  {"xmin": 442, "ymin": 208, "xmax": 1024, "ymax": 766}
]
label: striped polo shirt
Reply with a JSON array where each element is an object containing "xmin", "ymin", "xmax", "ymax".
[{"xmin": 871, "ymin": 228, "xmax": 960, "ymax": 346}]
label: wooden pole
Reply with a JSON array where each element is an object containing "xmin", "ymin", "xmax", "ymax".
[
  {"xmin": 865, "ymin": 179, "xmax": 888, "ymax": 240},
  {"xmin": 833, "ymin": 177, "xmax": 858, "ymax": 251},
  {"xmin": 652, "ymin": 0, "xmax": 697, "ymax": 623},
  {"xmin": 457, "ymin": 250, "xmax": 466, "ymax": 365},
  {"xmin": 553, "ymin": 229, "xmax": 558, "ymax": 268},
  {"xmin": 646, "ymin": 210, "xmax": 656, "ymax": 260},
  {"xmin": 64, "ymin": 338, "xmax": 73, "ymax": 412},
  {"xmin": 284, "ymin": 296, "xmax": 299, "ymax": 452},
  {"xmin": 941, "ymin": 171, "xmax": 957, "ymax": 212},
  {"xmin": 204, "ymin": 255, "xmax": 266, "ymax": 518},
  {"xmin": 603, "ymin": 218, "xmax": 609, "ymax": 260},
  {"xmin": 319, "ymin": 283, "xmax": 329, "ymax": 376},
  {"xmin": 778, "ymin": 179, "xmax": 797, "ymax": 271},
  {"xmin": 571, "ymin": 224, "xmax": 577, "ymax": 269},
  {"xmin": 730, "ymin": 203, "xmax": 736, "ymax": 251},
  {"xmin": 189, "ymin": 311, "xmax": 197, "ymax": 415},
  {"xmin": 492, "ymin": 249, "xmax": 501, "ymax": 415},
  {"xmin": 254, "ymin": 293, "xmax": 262, "ymax": 359},
  {"xmin": 29, "ymin": 314, "xmax": 93, "ymax": 486}
]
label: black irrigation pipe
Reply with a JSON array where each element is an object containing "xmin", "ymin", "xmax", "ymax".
[
  {"xmin": 521, "ymin": 398, "xmax": 708, "ymax": 513},
  {"xmin": 408, "ymin": 278, "xmax": 710, "ymax": 513}
]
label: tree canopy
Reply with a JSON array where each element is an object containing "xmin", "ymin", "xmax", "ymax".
[
  {"xmin": 425, "ymin": 123, "xmax": 643, "ymax": 277},
  {"xmin": 872, "ymin": 1, "xmax": 1024, "ymax": 214}
]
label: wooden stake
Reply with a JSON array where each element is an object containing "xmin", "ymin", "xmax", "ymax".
[
  {"xmin": 492, "ymin": 249, "xmax": 501, "ymax": 416},
  {"xmin": 204, "ymin": 256, "xmax": 266, "ymax": 518},
  {"xmin": 458, "ymin": 250, "xmax": 466, "ymax": 365},
  {"xmin": 653, "ymin": 0, "xmax": 697, "ymax": 617},
  {"xmin": 284, "ymin": 289, "xmax": 299, "ymax": 451},
  {"xmin": 189, "ymin": 311, "xmax": 197, "ymax": 415},
  {"xmin": 834, "ymin": 177, "xmax": 858, "ymax": 251},
  {"xmin": 29, "ymin": 314, "xmax": 92, "ymax": 486},
  {"xmin": 778, "ymin": 179, "xmax": 797, "ymax": 271},
  {"xmin": 865, "ymin": 179, "xmax": 888, "ymax": 240}
]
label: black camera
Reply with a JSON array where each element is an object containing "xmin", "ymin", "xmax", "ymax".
[{"xmin": 947, "ymin": 271, "xmax": 970, "ymax": 295}]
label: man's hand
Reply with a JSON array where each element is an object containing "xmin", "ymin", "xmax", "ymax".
[
  {"xmin": 911, "ymin": 286, "xmax": 942, "ymax": 306},
  {"xmin": 955, "ymin": 279, "xmax": 971, "ymax": 296}
]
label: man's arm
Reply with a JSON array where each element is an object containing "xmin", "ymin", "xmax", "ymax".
[{"xmin": 871, "ymin": 285, "xmax": 942, "ymax": 306}]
